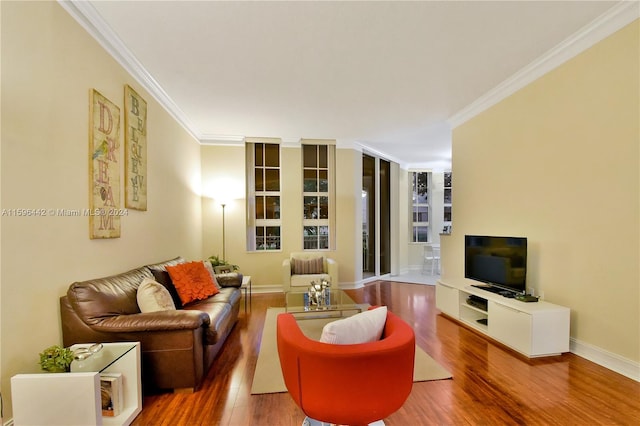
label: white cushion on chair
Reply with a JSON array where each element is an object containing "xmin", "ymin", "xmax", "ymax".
[{"xmin": 320, "ymin": 306, "xmax": 388, "ymax": 344}]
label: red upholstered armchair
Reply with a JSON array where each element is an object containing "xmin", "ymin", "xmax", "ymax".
[{"xmin": 276, "ymin": 309, "xmax": 415, "ymax": 426}]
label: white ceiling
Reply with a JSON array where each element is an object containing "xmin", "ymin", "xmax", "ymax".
[{"xmin": 73, "ymin": 0, "xmax": 631, "ymax": 169}]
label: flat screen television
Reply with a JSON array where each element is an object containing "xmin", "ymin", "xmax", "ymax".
[{"xmin": 464, "ymin": 235, "xmax": 527, "ymax": 295}]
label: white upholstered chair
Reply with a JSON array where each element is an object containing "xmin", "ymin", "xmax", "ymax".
[{"xmin": 282, "ymin": 252, "xmax": 338, "ymax": 292}]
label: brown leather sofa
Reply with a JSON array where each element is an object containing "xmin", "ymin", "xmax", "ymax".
[{"xmin": 60, "ymin": 257, "xmax": 241, "ymax": 392}]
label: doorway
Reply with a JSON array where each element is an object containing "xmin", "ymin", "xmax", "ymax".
[{"xmin": 362, "ymin": 154, "xmax": 391, "ymax": 278}]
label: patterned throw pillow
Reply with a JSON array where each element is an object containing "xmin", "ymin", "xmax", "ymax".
[
  {"xmin": 292, "ymin": 257, "xmax": 324, "ymax": 275},
  {"xmin": 166, "ymin": 261, "xmax": 219, "ymax": 305},
  {"xmin": 137, "ymin": 278, "xmax": 176, "ymax": 313}
]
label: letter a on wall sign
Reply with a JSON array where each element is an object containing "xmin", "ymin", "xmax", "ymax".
[
  {"xmin": 124, "ymin": 85, "xmax": 147, "ymax": 211},
  {"xmin": 89, "ymin": 89, "xmax": 121, "ymax": 239}
]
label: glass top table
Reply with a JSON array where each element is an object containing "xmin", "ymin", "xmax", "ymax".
[
  {"xmin": 285, "ymin": 288, "xmax": 366, "ymax": 319},
  {"xmin": 70, "ymin": 342, "xmax": 137, "ymax": 373}
]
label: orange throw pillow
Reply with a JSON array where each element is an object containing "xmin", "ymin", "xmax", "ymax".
[{"xmin": 166, "ymin": 261, "xmax": 219, "ymax": 305}]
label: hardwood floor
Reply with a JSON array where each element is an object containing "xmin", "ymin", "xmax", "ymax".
[{"xmin": 132, "ymin": 281, "xmax": 640, "ymax": 425}]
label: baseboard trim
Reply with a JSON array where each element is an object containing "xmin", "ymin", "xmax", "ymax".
[
  {"xmin": 250, "ymin": 285, "xmax": 284, "ymax": 294},
  {"xmin": 251, "ymin": 283, "xmax": 365, "ymax": 293},
  {"xmin": 570, "ymin": 338, "xmax": 640, "ymax": 382},
  {"xmin": 339, "ymin": 281, "xmax": 366, "ymax": 290}
]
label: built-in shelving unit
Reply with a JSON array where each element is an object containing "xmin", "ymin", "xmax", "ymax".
[{"xmin": 460, "ymin": 293, "xmax": 489, "ymax": 332}]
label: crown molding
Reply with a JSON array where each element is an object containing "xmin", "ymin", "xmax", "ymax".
[
  {"xmin": 58, "ymin": 0, "xmax": 201, "ymax": 141},
  {"xmin": 199, "ymin": 135, "xmax": 246, "ymax": 145},
  {"xmin": 281, "ymin": 138, "xmax": 302, "ymax": 148},
  {"xmin": 448, "ymin": 1, "xmax": 640, "ymax": 128},
  {"xmin": 200, "ymin": 136, "xmax": 335, "ymax": 149},
  {"xmin": 356, "ymin": 142, "xmax": 405, "ymax": 166},
  {"xmin": 405, "ymin": 161, "xmax": 452, "ymax": 172},
  {"xmin": 60, "ymin": 0, "xmax": 638, "ymax": 149}
]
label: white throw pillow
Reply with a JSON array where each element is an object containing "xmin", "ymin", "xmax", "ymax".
[
  {"xmin": 137, "ymin": 278, "xmax": 176, "ymax": 313},
  {"xmin": 320, "ymin": 306, "xmax": 388, "ymax": 344}
]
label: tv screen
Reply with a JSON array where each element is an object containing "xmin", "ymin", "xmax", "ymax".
[{"xmin": 464, "ymin": 235, "xmax": 527, "ymax": 295}]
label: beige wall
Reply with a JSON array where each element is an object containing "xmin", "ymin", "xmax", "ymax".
[
  {"xmin": 201, "ymin": 144, "xmax": 247, "ymax": 269},
  {"xmin": 336, "ymin": 148, "xmax": 361, "ymax": 284},
  {"xmin": 397, "ymin": 167, "xmax": 410, "ymax": 273},
  {"xmin": 442, "ymin": 21, "xmax": 639, "ymax": 362},
  {"xmin": 1, "ymin": 1, "xmax": 203, "ymax": 418},
  {"xmin": 201, "ymin": 145, "xmax": 361, "ymax": 288}
]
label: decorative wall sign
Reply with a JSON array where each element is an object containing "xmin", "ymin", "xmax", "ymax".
[
  {"xmin": 89, "ymin": 89, "xmax": 121, "ymax": 239},
  {"xmin": 124, "ymin": 85, "xmax": 147, "ymax": 210}
]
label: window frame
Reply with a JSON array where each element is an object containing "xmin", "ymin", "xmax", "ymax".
[
  {"xmin": 246, "ymin": 138, "xmax": 282, "ymax": 251},
  {"xmin": 301, "ymin": 139, "xmax": 336, "ymax": 251},
  {"xmin": 410, "ymin": 171, "xmax": 430, "ymax": 243},
  {"xmin": 443, "ymin": 171, "xmax": 452, "ymax": 225}
]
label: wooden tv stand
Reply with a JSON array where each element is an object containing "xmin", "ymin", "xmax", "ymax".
[{"xmin": 436, "ymin": 280, "xmax": 570, "ymax": 357}]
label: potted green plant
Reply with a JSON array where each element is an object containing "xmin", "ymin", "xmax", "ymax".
[
  {"xmin": 208, "ymin": 254, "xmax": 239, "ymax": 273},
  {"xmin": 39, "ymin": 345, "xmax": 74, "ymax": 373}
]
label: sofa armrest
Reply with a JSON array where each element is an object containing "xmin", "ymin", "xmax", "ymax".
[
  {"xmin": 327, "ymin": 258, "xmax": 339, "ymax": 285},
  {"xmin": 216, "ymin": 272, "xmax": 243, "ymax": 288},
  {"xmin": 282, "ymin": 258, "xmax": 292, "ymax": 292},
  {"xmin": 91, "ymin": 310, "xmax": 210, "ymax": 333}
]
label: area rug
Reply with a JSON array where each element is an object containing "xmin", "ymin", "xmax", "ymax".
[{"xmin": 251, "ymin": 307, "xmax": 452, "ymax": 395}]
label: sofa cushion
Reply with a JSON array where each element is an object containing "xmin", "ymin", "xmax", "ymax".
[
  {"xmin": 137, "ymin": 278, "xmax": 176, "ymax": 313},
  {"xmin": 320, "ymin": 306, "xmax": 387, "ymax": 344},
  {"xmin": 292, "ymin": 257, "xmax": 324, "ymax": 275},
  {"xmin": 66, "ymin": 267, "xmax": 153, "ymax": 325},
  {"xmin": 166, "ymin": 261, "xmax": 219, "ymax": 305},
  {"xmin": 192, "ymin": 287, "xmax": 241, "ymax": 307},
  {"xmin": 144, "ymin": 256, "xmax": 185, "ymax": 271},
  {"xmin": 183, "ymin": 299, "xmax": 233, "ymax": 345}
]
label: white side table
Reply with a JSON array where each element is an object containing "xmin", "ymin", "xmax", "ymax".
[
  {"xmin": 242, "ymin": 275, "xmax": 252, "ymax": 313},
  {"xmin": 11, "ymin": 342, "xmax": 141, "ymax": 426}
]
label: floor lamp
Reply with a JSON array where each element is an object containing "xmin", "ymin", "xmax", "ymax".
[{"xmin": 221, "ymin": 203, "xmax": 226, "ymax": 261}]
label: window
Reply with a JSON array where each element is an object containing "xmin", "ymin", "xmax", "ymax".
[
  {"xmin": 302, "ymin": 140, "xmax": 335, "ymax": 250},
  {"xmin": 246, "ymin": 138, "xmax": 281, "ymax": 250},
  {"xmin": 411, "ymin": 171, "xmax": 430, "ymax": 242},
  {"xmin": 443, "ymin": 172, "xmax": 452, "ymax": 228}
]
